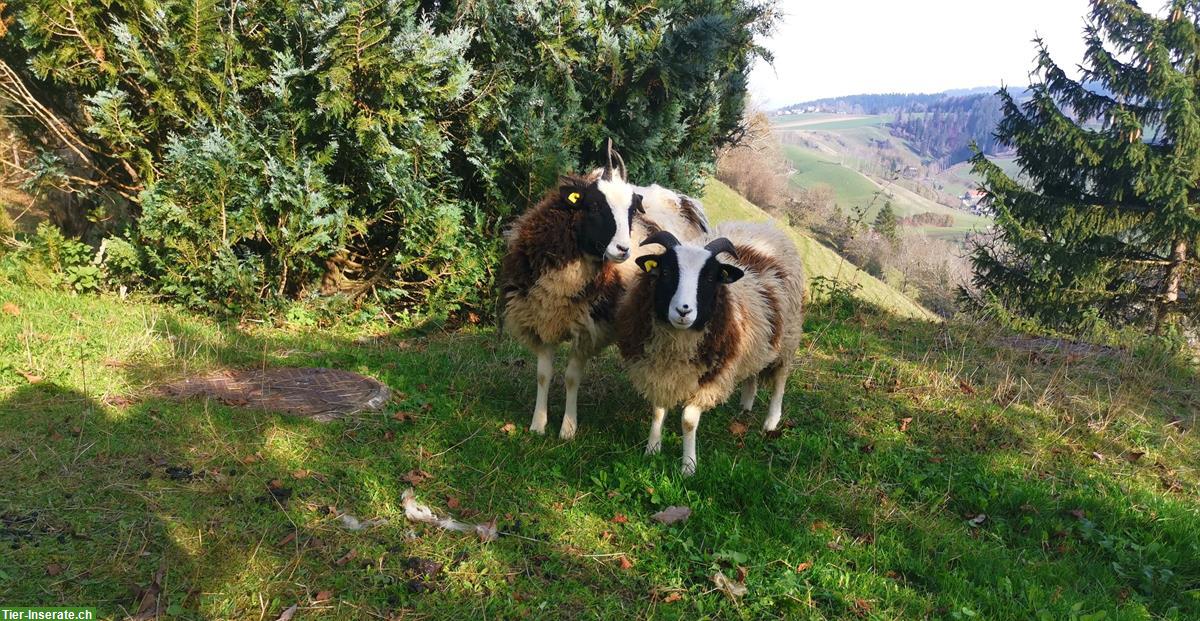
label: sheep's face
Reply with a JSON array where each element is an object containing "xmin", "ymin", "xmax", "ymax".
[
  {"xmin": 635, "ymin": 241, "xmax": 743, "ymax": 331},
  {"xmin": 559, "ymin": 178, "xmax": 644, "ymax": 262}
]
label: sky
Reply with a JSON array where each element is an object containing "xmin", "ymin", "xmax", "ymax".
[{"xmin": 749, "ymin": 0, "xmax": 1098, "ymax": 107}]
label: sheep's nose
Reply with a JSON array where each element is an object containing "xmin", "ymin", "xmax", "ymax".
[
  {"xmin": 615, "ymin": 244, "xmax": 629, "ymax": 254},
  {"xmin": 675, "ymin": 305, "xmax": 692, "ymax": 316}
]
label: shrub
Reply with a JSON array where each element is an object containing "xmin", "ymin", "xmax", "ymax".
[
  {"xmin": 715, "ymin": 111, "xmax": 790, "ymax": 209},
  {"xmin": 0, "ymin": 0, "xmax": 776, "ymax": 317}
]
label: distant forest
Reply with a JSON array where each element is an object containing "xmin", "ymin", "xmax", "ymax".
[{"xmin": 779, "ymin": 88, "xmax": 1010, "ymax": 167}]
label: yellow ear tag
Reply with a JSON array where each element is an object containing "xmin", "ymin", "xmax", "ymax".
[
  {"xmin": 567, "ymin": 192, "xmax": 581, "ymax": 204},
  {"xmin": 642, "ymin": 259, "xmax": 657, "ymax": 273}
]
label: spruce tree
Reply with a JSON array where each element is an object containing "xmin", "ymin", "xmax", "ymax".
[
  {"xmin": 873, "ymin": 200, "xmax": 898, "ymax": 244},
  {"xmin": 970, "ymin": 0, "xmax": 1200, "ymax": 333}
]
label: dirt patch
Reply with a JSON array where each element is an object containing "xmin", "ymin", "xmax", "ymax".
[{"xmin": 160, "ymin": 367, "xmax": 391, "ymax": 421}]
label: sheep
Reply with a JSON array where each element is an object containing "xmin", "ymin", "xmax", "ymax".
[
  {"xmin": 499, "ymin": 142, "xmax": 709, "ymax": 439},
  {"xmin": 615, "ymin": 220, "xmax": 805, "ymax": 475}
]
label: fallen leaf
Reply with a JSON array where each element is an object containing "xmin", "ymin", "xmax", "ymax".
[
  {"xmin": 277, "ymin": 532, "xmax": 297, "ymax": 547},
  {"xmin": 610, "ymin": 513, "xmax": 629, "ymax": 524},
  {"xmin": 711, "ymin": 571, "xmax": 748, "ymax": 599},
  {"xmin": 131, "ymin": 563, "xmax": 166, "ymax": 621},
  {"xmin": 1124, "ymin": 450, "xmax": 1146, "ymax": 463},
  {"xmin": 826, "ymin": 540, "xmax": 844, "ymax": 551},
  {"xmin": 651, "ymin": 506, "xmax": 691, "ymax": 525},
  {"xmin": 240, "ymin": 454, "xmax": 262, "ymax": 465},
  {"xmin": 383, "ymin": 430, "xmax": 396, "ymax": 441},
  {"xmin": 292, "ymin": 469, "xmax": 310, "ymax": 479},
  {"xmin": 1068, "ymin": 508, "xmax": 1086, "ymax": 520},
  {"xmin": 852, "ymin": 598, "xmax": 873, "ymax": 616},
  {"xmin": 663, "ymin": 592, "xmax": 683, "ymax": 603},
  {"xmin": 392, "ymin": 411, "xmax": 414, "ymax": 422},
  {"xmin": 45, "ymin": 563, "xmax": 64, "ymax": 576},
  {"xmin": 275, "ymin": 604, "xmax": 298, "ymax": 621},
  {"xmin": 268, "ymin": 478, "xmax": 285, "ymax": 489},
  {"xmin": 467, "ymin": 312, "xmax": 481, "ymax": 324},
  {"xmin": 618, "ymin": 555, "xmax": 633, "ymax": 570},
  {"xmin": 735, "ymin": 565, "xmax": 749, "ymax": 583},
  {"xmin": 1091, "ymin": 451, "xmax": 1105, "ymax": 461},
  {"xmin": 959, "ymin": 379, "xmax": 976, "ymax": 395},
  {"xmin": 795, "ymin": 561, "xmax": 812, "ymax": 572},
  {"xmin": 17, "ymin": 370, "xmax": 42, "ymax": 384},
  {"xmin": 446, "ymin": 496, "xmax": 460, "ymax": 510},
  {"xmin": 2, "ymin": 302, "xmax": 20, "ymax": 316},
  {"xmin": 500, "ymin": 422, "xmax": 517, "ymax": 434},
  {"xmin": 335, "ymin": 549, "xmax": 358, "ymax": 566},
  {"xmin": 402, "ymin": 469, "xmax": 432, "ymax": 486},
  {"xmin": 313, "ymin": 590, "xmax": 333, "ymax": 603},
  {"xmin": 728, "ymin": 421, "xmax": 748, "ymax": 437},
  {"xmin": 898, "ymin": 417, "xmax": 913, "ymax": 432},
  {"xmin": 928, "ymin": 456, "xmax": 944, "ymax": 464}
]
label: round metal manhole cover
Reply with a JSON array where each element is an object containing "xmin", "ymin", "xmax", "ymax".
[{"xmin": 160, "ymin": 367, "xmax": 391, "ymax": 421}]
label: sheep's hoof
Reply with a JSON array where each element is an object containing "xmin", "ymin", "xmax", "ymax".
[
  {"xmin": 681, "ymin": 460, "xmax": 696, "ymax": 477},
  {"xmin": 529, "ymin": 422, "xmax": 547, "ymax": 435},
  {"xmin": 559, "ymin": 421, "xmax": 577, "ymax": 440},
  {"xmin": 645, "ymin": 441, "xmax": 661, "ymax": 455},
  {"xmin": 762, "ymin": 417, "xmax": 781, "ymax": 432}
]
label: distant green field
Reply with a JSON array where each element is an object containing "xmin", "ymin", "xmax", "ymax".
[
  {"xmin": 793, "ymin": 115, "xmax": 890, "ymax": 130},
  {"xmin": 702, "ymin": 179, "xmax": 937, "ymax": 321},
  {"xmin": 936, "ymin": 156, "xmax": 1021, "ymax": 197},
  {"xmin": 782, "ymin": 145, "xmax": 990, "ymax": 233}
]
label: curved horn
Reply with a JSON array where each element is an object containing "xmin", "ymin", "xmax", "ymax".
[
  {"xmin": 704, "ymin": 237, "xmax": 739, "ymax": 259},
  {"xmin": 609, "ymin": 143, "xmax": 628, "ymax": 182},
  {"xmin": 640, "ymin": 230, "xmax": 681, "ymax": 249},
  {"xmin": 602, "ymin": 138, "xmax": 615, "ymax": 181}
]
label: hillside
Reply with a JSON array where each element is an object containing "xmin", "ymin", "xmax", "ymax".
[
  {"xmin": 702, "ymin": 179, "xmax": 938, "ymax": 321},
  {"xmin": 3, "ymin": 266, "xmax": 1198, "ymax": 619}
]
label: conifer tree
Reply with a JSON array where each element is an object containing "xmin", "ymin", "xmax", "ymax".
[
  {"xmin": 970, "ymin": 0, "xmax": 1200, "ymax": 333},
  {"xmin": 873, "ymin": 200, "xmax": 898, "ymax": 244}
]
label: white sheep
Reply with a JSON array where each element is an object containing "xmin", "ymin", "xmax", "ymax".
[
  {"xmin": 616, "ymin": 221, "xmax": 805, "ymax": 475},
  {"xmin": 499, "ymin": 142, "xmax": 709, "ymax": 439}
]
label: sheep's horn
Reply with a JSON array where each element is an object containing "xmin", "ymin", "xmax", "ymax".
[
  {"xmin": 609, "ymin": 142, "xmax": 628, "ymax": 182},
  {"xmin": 603, "ymin": 138, "xmax": 615, "ymax": 181},
  {"xmin": 705, "ymin": 237, "xmax": 739, "ymax": 259},
  {"xmin": 640, "ymin": 230, "xmax": 681, "ymax": 249}
]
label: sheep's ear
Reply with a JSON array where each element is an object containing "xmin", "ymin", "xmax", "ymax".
[
  {"xmin": 632, "ymin": 193, "xmax": 645, "ymax": 215},
  {"xmin": 559, "ymin": 183, "xmax": 585, "ymax": 209},
  {"xmin": 636, "ymin": 254, "xmax": 662, "ymax": 275},
  {"xmin": 719, "ymin": 264, "xmax": 744, "ymax": 284}
]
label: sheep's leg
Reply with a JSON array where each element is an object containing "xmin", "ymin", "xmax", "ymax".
[
  {"xmin": 560, "ymin": 349, "xmax": 588, "ymax": 440},
  {"xmin": 739, "ymin": 376, "xmax": 758, "ymax": 413},
  {"xmin": 681, "ymin": 404, "xmax": 704, "ymax": 476},
  {"xmin": 529, "ymin": 346, "xmax": 555, "ymax": 434},
  {"xmin": 645, "ymin": 406, "xmax": 667, "ymax": 455},
  {"xmin": 763, "ymin": 364, "xmax": 790, "ymax": 432}
]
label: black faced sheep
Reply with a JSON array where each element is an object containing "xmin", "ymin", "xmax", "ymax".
[
  {"xmin": 499, "ymin": 143, "xmax": 708, "ymax": 439},
  {"xmin": 616, "ymin": 221, "xmax": 805, "ymax": 475}
]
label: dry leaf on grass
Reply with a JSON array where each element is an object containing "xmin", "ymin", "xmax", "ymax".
[
  {"xmin": 711, "ymin": 571, "xmax": 747, "ymax": 599},
  {"xmin": 45, "ymin": 563, "xmax": 64, "ymax": 576},
  {"xmin": 728, "ymin": 421, "xmax": 748, "ymax": 437},
  {"xmin": 335, "ymin": 549, "xmax": 358, "ymax": 566},
  {"xmin": 275, "ymin": 604, "xmax": 298, "ymax": 621},
  {"xmin": 277, "ymin": 532, "xmax": 297, "ymax": 547},
  {"xmin": 795, "ymin": 561, "xmax": 812, "ymax": 572},
  {"xmin": 610, "ymin": 513, "xmax": 628, "ymax": 524},
  {"xmin": 313, "ymin": 590, "xmax": 333, "ymax": 603},
  {"xmin": 1124, "ymin": 450, "xmax": 1146, "ymax": 462},
  {"xmin": 500, "ymin": 422, "xmax": 517, "ymax": 434},
  {"xmin": 663, "ymin": 592, "xmax": 683, "ymax": 603},
  {"xmin": 651, "ymin": 506, "xmax": 691, "ymax": 525},
  {"xmin": 898, "ymin": 417, "xmax": 913, "ymax": 432},
  {"xmin": 130, "ymin": 563, "xmax": 166, "ymax": 621},
  {"xmin": 401, "ymin": 469, "xmax": 432, "ymax": 486},
  {"xmin": 2, "ymin": 302, "xmax": 20, "ymax": 316},
  {"xmin": 446, "ymin": 496, "xmax": 461, "ymax": 510},
  {"xmin": 17, "ymin": 370, "xmax": 42, "ymax": 384},
  {"xmin": 618, "ymin": 556, "xmax": 634, "ymax": 570}
]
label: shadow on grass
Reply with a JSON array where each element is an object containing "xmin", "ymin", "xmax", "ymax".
[{"xmin": 1, "ymin": 294, "xmax": 1198, "ymax": 619}]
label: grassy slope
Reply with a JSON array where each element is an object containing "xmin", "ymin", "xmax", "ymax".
[
  {"xmin": 702, "ymin": 179, "xmax": 937, "ymax": 321},
  {"xmin": 2, "ymin": 280, "xmax": 1198, "ymax": 620}
]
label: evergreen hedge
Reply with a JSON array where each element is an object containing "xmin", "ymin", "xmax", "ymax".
[{"xmin": 0, "ymin": 0, "xmax": 774, "ymax": 316}]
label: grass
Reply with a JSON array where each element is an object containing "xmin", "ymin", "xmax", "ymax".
[
  {"xmin": 702, "ymin": 179, "xmax": 937, "ymax": 321},
  {"xmin": 2, "ymin": 276, "xmax": 1199, "ymax": 620}
]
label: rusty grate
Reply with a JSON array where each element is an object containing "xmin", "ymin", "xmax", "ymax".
[{"xmin": 160, "ymin": 367, "xmax": 391, "ymax": 421}]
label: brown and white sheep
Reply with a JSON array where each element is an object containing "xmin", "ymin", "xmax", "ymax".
[
  {"xmin": 499, "ymin": 143, "xmax": 708, "ymax": 439},
  {"xmin": 616, "ymin": 221, "xmax": 805, "ymax": 475}
]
